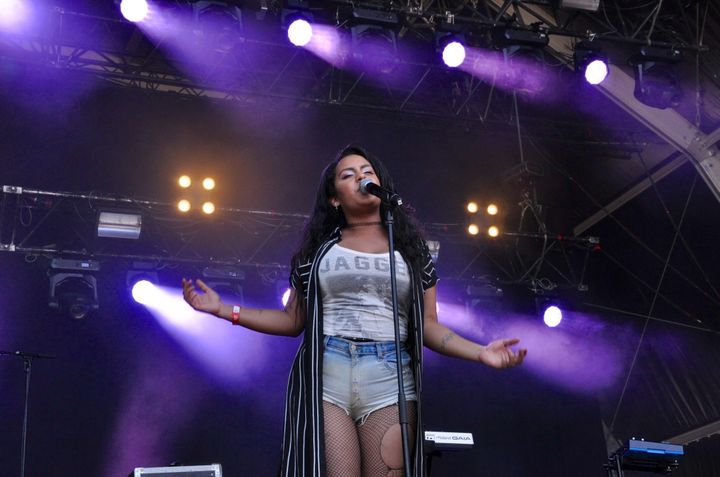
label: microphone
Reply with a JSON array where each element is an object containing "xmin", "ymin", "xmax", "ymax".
[{"xmin": 359, "ymin": 179, "xmax": 403, "ymax": 207}]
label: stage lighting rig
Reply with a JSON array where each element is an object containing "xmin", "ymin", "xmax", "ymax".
[
  {"xmin": 346, "ymin": 8, "xmax": 400, "ymax": 75},
  {"xmin": 630, "ymin": 46, "xmax": 683, "ymax": 110},
  {"xmin": 119, "ymin": 0, "xmax": 149, "ymax": 23},
  {"xmin": 436, "ymin": 31, "xmax": 467, "ymax": 68},
  {"xmin": 574, "ymin": 42, "xmax": 609, "ymax": 85},
  {"xmin": 97, "ymin": 211, "xmax": 142, "ymax": 240},
  {"xmin": 192, "ymin": 1, "xmax": 243, "ymax": 52},
  {"xmin": 126, "ymin": 264, "xmax": 160, "ymax": 305},
  {"xmin": 282, "ymin": 0, "xmax": 314, "ymax": 47},
  {"xmin": 48, "ymin": 258, "xmax": 101, "ymax": 320},
  {"xmin": 176, "ymin": 174, "xmax": 218, "ymax": 215},
  {"xmin": 490, "ymin": 26, "xmax": 551, "ymax": 95},
  {"xmin": 465, "ymin": 200, "xmax": 503, "ymax": 239}
]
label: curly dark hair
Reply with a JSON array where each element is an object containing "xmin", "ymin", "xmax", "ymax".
[{"xmin": 291, "ymin": 144, "xmax": 428, "ymax": 295}]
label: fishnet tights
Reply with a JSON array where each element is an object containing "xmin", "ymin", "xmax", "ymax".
[{"xmin": 323, "ymin": 401, "xmax": 417, "ymax": 477}]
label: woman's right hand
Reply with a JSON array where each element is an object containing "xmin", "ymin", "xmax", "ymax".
[{"xmin": 182, "ymin": 278, "xmax": 222, "ymax": 315}]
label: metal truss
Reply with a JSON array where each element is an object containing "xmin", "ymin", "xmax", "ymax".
[
  {"xmin": 0, "ymin": 2, "xmax": 660, "ymax": 143},
  {"xmin": 0, "ymin": 185, "xmax": 603, "ymax": 296},
  {"xmin": 0, "ymin": 185, "xmax": 307, "ymax": 271}
]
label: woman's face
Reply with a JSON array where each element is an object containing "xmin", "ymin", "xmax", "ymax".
[{"xmin": 329, "ymin": 153, "xmax": 381, "ymax": 212}]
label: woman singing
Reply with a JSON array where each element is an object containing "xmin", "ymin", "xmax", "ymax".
[{"xmin": 182, "ymin": 145, "xmax": 527, "ymax": 477}]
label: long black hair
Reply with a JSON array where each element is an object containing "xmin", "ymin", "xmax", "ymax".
[{"xmin": 291, "ymin": 144, "xmax": 427, "ymax": 286}]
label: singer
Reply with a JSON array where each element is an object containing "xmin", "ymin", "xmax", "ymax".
[{"xmin": 182, "ymin": 144, "xmax": 527, "ymax": 477}]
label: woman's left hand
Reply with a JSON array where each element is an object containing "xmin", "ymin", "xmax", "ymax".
[{"xmin": 480, "ymin": 338, "xmax": 527, "ymax": 369}]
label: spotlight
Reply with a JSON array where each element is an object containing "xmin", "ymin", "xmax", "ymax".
[
  {"xmin": 542, "ymin": 304, "xmax": 563, "ymax": 327},
  {"xmin": 119, "ymin": 0, "xmax": 149, "ymax": 23},
  {"xmin": 97, "ymin": 211, "xmax": 142, "ymax": 239},
  {"xmin": 467, "ymin": 224, "xmax": 480, "ymax": 236},
  {"xmin": 193, "ymin": 1, "xmax": 243, "ymax": 52},
  {"xmin": 630, "ymin": 46, "xmax": 683, "ymax": 110},
  {"xmin": 491, "ymin": 27, "xmax": 550, "ymax": 94},
  {"xmin": 466, "ymin": 201, "xmax": 479, "ymax": 214},
  {"xmin": 574, "ymin": 43, "xmax": 609, "ymax": 85},
  {"xmin": 349, "ymin": 9, "xmax": 400, "ymax": 75},
  {"xmin": 287, "ymin": 17, "xmax": 313, "ymax": 46},
  {"xmin": 131, "ymin": 280, "xmax": 158, "ymax": 305},
  {"xmin": 49, "ymin": 258, "xmax": 101, "ymax": 319},
  {"xmin": 536, "ymin": 297, "xmax": 563, "ymax": 327},
  {"xmin": 282, "ymin": 5, "xmax": 314, "ymax": 47},
  {"xmin": 0, "ymin": 0, "xmax": 31, "ymax": 29},
  {"xmin": 585, "ymin": 59, "xmax": 609, "ymax": 85},
  {"xmin": 437, "ymin": 32, "xmax": 467, "ymax": 68},
  {"xmin": 202, "ymin": 201, "xmax": 215, "ymax": 215},
  {"xmin": 49, "ymin": 274, "xmax": 99, "ymax": 319},
  {"xmin": 486, "ymin": 204, "xmax": 498, "ymax": 216},
  {"xmin": 178, "ymin": 199, "xmax": 191, "ymax": 213},
  {"xmin": 487, "ymin": 226, "xmax": 500, "ymax": 238},
  {"xmin": 202, "ymin": 177, "xmax": 216, "ymax": 191},
  {"xmin": 178, "ymin": 175, "xmax": 192, "ymax": 188},
  {"xmin": 127, "ymin": 269, "xmax": 160, "ymax": 305}
]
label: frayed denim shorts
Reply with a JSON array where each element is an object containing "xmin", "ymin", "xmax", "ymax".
[{"xmin": 322, "ymin": 335, "xmax": 417, "ymax": 423}]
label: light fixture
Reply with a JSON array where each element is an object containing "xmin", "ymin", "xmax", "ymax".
[
  {"xmin": 487, "ymin": 226, "xmax": 500, "ymax": 238},
  {"xmin": 630, "ymin": 46, "xmax": 683, "ymax": 110},
  {"xmin": 282, "ymin": 2, "xmax": 314, "ymax": 47},
  {"xmin": 349, "ymin": 8, "xmax": 400, "ymax": 75},
  {"xmin": 97, "ymin": 211, "xmax": 142, "ymax": 239},
  {"xmin": 287, "ymin": 16, "xmax": 313, "ymax": 46},
  {"xmin": 559, "ymin": 0, "xmax": 600, "ymax": 12},
  {"xmin": 467, "ymin": 224, "xmax": 480, "ymax": 236},
  {"xmin": 192, "ymin": 1, "xmax": 243, "ymax": 52},
  {"xmin": 178, "ymin": 175, "xmax": 192, "ymax": 188},
  {"xmin": 436, "ymin": 31, "xmax": 467, "ymax": 68},
  {"xmin": 127, "ymin": 267, "xmax": 160, "ymax": 305},
  {"xmin": 574, "ymin": 42, "xmax": 609, "ymax": 85},
  {"xmin": 536, "ymin": 297, "xmax": 563, "ymax": 327},
  {"xmin": 178, "ymin": 199, "xmax": 191, "ymax": 213},
  {"xmin": 466, "ymin": 201, "xmax": 479, "ymax": 214},
  {"xmin": 490, "ymin": 27, "xmax": 550, "ymax": 95},
  {"xmin": 202, "ymin": 177, "xmax": 216, "ymax": 191},
  {"xmin": 0, "ymin": 0, "xmax": 31, "ymax": 30},
  {"xmin": 202, "ymin": 201, "xmax": 216, "ymax": 215},
  {"xmin": 48, "ymin": 258, "xmax": 101, "ymax": 320},
  {"xmin": 119, "ymin": 0, "xmax": 149, "ymax": 23},
  {"xmin": 486, "ymin": 204, "xmax": 498, "ymax": 216}
]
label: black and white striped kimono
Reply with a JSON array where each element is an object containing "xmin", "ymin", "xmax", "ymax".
[{"xmin": 281, "ymin": 227, "xmax": 438, "ymax": 477}]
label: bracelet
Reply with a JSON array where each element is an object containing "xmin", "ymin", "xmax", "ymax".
[{"xmin": 230, "ymin": 305, "xmax": 241, "ymax": 325}]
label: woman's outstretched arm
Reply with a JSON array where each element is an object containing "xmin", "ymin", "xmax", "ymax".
[
  {"xmin": 422, "ymin": 285, "xmax": 527, "ymax": 369},
  {"xmin": 182, "ymin": 278, "xmax": 305, "ymax": 337}
]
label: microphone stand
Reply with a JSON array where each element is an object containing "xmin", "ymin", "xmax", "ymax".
[
  {"xmin": 1, "ymin": 350, "xmax": 56, "ymax": 477},
  {"xmin": 383, "ymin": 204, "xmax": 413, "ymax": 477}
]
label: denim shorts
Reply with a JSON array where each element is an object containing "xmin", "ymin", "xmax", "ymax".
[{"xmin": 322, "ymin": 335, "xmax": 417, "ymax": 423}]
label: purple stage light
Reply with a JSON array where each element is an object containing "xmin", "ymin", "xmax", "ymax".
[
  {"xmin": 584, "ymin": 59, "xmax": 609, "ymax": 85},
  {"xmin": 0, "ymin": 0, "xmax": 29, "ymax": 29},
  {"xmin": 442, "ymin": 41, "xmax": 466, "ymax": 68},
  {"xmin": 132, "ymin": 280, "xmax": 158, "ymax": 305},
  {"xmin": 288, "ymin": 18, "xmax": 313, "ymax": 47},
  {"xmin": 543, "ymin": 305, "xmax": 563, "ymax": 328},
  {"xmin": 120, "ymin": 0, "xmax": 149, "ymax": 23}
]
